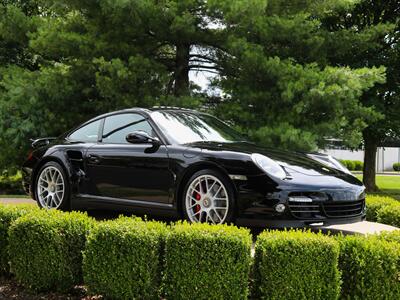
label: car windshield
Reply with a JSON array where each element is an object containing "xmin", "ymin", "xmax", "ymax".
[{"xmin": 150, "ymin": 111, "xmax": 246, "ymax": 144}]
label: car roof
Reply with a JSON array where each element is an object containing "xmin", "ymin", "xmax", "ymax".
[{"xmin": 80, "ymin": 106, "xmax": 202, "ymax": 127}]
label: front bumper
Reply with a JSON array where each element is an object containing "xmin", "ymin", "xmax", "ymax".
[{"xmin": 235, "ymin": 177, "xmax": 366, "ymax": 228}]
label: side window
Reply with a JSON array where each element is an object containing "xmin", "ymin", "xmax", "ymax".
[
  {"xmin": 102, "ymin": 113, "xmax": 155, "ymax": 144},
  {"xmin": 68, "ymin": 119, "xmax": 101, "ymax": 142}
]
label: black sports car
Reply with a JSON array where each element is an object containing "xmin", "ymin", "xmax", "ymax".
[{"xmin": 22, "ymin": 107, "xmax": 366, "ymax": 227}]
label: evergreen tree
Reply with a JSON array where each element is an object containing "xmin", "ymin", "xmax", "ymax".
[
  {"xmin": 215, "ymin": 0, "xmax": 385, "ymax": 152},
  {"xmin": 322, "ymin": 0, "xmax": 400, "ymax": 191}
]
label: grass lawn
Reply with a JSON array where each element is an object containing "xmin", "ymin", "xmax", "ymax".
[{"xmin": 356, "ymin": 175, "xmax": 400, "ymax": 200}]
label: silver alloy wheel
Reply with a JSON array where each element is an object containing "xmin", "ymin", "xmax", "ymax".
[
  {"xmin": 37, "ymin": 166, "xmax": 65, "ymax": 209},
  {"xmin": 185, "ymin": 174, "xmax": 229, "ymax": 224}
]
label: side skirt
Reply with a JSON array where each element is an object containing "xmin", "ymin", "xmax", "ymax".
[{"xmin": 71, "ymin": 194, "xmax": 178, "ymax": 217}]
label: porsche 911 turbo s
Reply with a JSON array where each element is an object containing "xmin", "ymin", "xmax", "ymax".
[{"xmin": 22, "ymin": 107, "xmax": 366, "ymax": 227}]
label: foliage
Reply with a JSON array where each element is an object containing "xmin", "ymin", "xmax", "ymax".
[
  {"xmin": 393, "ymin": 163, "xmax": 400, "ymax": 172},
  {"xmin": 83, "ymin": 216, "xmax": 168, "ymax": 300},
  {"xmin": 0, "ymin": 204, "xmax": 37, "ymax": 275},
  {"xmin": 0, "ymin": 0, "xmax": 394, "ymax": 172},
  {"xmin": 8, "ymin": 209, "xmax": 94, "ymax": 292},
  {"xmin": 339, "ymin": 159, "xmax": 364, "ymax": 171},
  {"xmin": 215, "ymin": 0, "xmax": 387, "ymax": 151},
  {"xmin": 0, "ymin": 171, "xmax": 23, "ymax": 194},
  {"xmin": 365, "ymin": 195, "xmax": 398, "ymax": 222},
  {"xmin": 376, "ymin": 230, "xmax": 400, "ymax": 243},
  {"xmin": 321, "ymin": 0, "xmax": 400, "ymax": 191},
  {"xmin": 377, "ymin": 204, "xmax": 400, "ymax": 228},
  {"xmin": 338, "ymin": 235, "xmax": 400, "ymax": 299},
  {"xmin": 253, "ymin": 230, "xmax": 340, "ymax": 300},
  {"xmin": 162, "ymin": 222, "xmax": 252, "ymax": 300}
]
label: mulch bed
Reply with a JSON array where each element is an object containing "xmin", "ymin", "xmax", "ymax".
[{"xmin": 0, "ymin": 277, "xmax": 102, "ymax": 300}]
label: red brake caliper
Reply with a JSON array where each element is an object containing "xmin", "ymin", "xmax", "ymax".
[{"xmin": 194, "ymin": 192, "xmax": 201, "ymax": 213}]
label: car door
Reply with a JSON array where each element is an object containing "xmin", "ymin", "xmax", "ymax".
[{"xmin": 84, "ymin": 112, "xmax": 173, "ymax": 204}]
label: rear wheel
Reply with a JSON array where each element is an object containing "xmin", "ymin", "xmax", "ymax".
[
  {"xmin": 35, "ymin": 161, "xmax": 70, "ymax": 210},
  {"xmin": 182, "ymin": 169, "xmax": 235, "ymax": 224}
]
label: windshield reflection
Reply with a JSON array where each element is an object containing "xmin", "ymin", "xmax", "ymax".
[{"xmin": 151, "ymin": 111, "xmax": 246, "ymax": 145}]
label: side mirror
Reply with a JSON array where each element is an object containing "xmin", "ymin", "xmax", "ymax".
[{"xmin": 126, "ymin": 131, "xmax": 160, "ymax": 147}]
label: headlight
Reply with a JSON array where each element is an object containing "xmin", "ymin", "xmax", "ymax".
[
  {"xmin": 251, "ymin": 153, "xmax": 287, "ymax": 180},
  {"xmin": 307, "ymin": 153, "xmax": 352, "ymax": 175}
]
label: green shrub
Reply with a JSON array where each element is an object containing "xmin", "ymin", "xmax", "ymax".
[
  {"xmin": 377, "ymin": 204, "xmax": 400, "ymax": 227},
  {"xmin": 339, "ymin": 159, "xmax": 349, "ymax": 169},
  {"xmin": 394, "ymin": 163, "xmax": 400, "ymax": 172},
  {"xmin": 353, "ymin": 160, "xmax": 364, "ymax": 171},
  {"xmin": 83, "ymin": 216, "xmax": 168, "ymax": 299},
  {"xmin": 0, "ymin": 204, "xmax": 37, "ymax": 275},
  {"xmin": 376, "ymin": 230, "xmax": 400, "ymax": 243},
  {"xmin": 9, "ymin": 209, "xmax": 94, "ymax": 292},
  {"xmin": 253, "ymin": 230, "xmax": 340, "ymax": 300},
  {"xmin": 0, "ymin": 172, "xmax": 24, "ymax": 195},
  {"xmin": 338, "ymin": 235, "xmax": 400, "ymax": 299},
  {"xmin": 366, "ymin": 195, "xmax": 398, "ymax": 222},
  {"xmin": 162, "ymin": 222, "xmax": 252, "ymax": 300},
  {"xmin": 339, "ymin": 159, "xmax": 363, "ymax": 171}
]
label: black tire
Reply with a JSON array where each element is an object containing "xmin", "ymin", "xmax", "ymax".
[
  {"xmin": 182, "ymin": 169, "xmax": 235, "ymax": 224},
  {"xmin": 34, "ymin": 161, "xmax": 71, "ymax": 211}
]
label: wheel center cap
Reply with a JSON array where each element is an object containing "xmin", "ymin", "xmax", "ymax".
[
  {"xmin": 203, "ymin": 198, "xmax": 210, "ymax": 207},
  {"xmin": 49, "ymin": 185, "xmax": 55, "ymax": 193}
]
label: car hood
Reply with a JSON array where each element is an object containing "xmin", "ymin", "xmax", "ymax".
[{"xmin": 185, "ymin": 141, "xmax": 356, "ymax": 178}]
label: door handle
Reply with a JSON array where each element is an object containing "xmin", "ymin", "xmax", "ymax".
[{"xmin": 88, "ymin": 154, "xmax": 101, "ymax": 164}]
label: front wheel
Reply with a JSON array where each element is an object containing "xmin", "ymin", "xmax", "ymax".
[
  {"xmin": 35, "ymin": 161, "xmax": 70, "ymax": 210},
  {"xmin": 182, "ymin": 169, "xmax": 235, "ymax": 224}
]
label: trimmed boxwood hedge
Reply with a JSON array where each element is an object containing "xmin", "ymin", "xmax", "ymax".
[
  {"xmin": 376, "ymin": 230, "xmax": 400, "ymax": 243},
  {"xmin": 8, "ymin": 209, "xmax": 95, "ymax": 292},
  {"xmin": 162, "ymin": 222, "xmax": 252, "ymax": 300},
  {"xmin": 338, "ymin": 235, "xmax": 400, "ymax": 299},
  {"xmin": 339, "ymin": 159, "xmax": 363, "ymax": 171},
  {"xmin": 377, "ymin": 204, "xmax": 400, "ymax": 227},
  {"xmin": 366, "ymin": 195, "xmax": 398, "ymax": 222},
  {"xmin": 83, "ymin": 216, "xmax": 168, "ymax": 299},
  {"xmin": 253, "ymin": 230, "xmax": 340, "ymax": 300},
  {"xmin": 0, "ymin": 204, "xmax": 37, "ymax": 275}
]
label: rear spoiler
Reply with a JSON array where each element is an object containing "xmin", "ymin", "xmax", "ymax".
[{"xmin": 30, "ymin": 137, "xmax": 57, "ymax": 149}]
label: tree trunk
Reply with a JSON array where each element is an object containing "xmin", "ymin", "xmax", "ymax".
[
  {"xmin": 173, "ymin": 43, "xmax": 190, "ymax": 97},
  {"xmin": 362, "ymin": 129, "xmax": 379, "ymax": 192}
]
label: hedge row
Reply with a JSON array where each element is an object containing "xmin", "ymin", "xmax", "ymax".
[
  {"xmin": 83, "ymin": 217, "xmax": 168, "ymax": 299},
  {"xmin": 338, "ymin": 235, "xmax": 400, "ymax": 299},
  {"xmin": 1, "ymin": 204, "xmax": 400, "ymax": 299},
  {"xmin": 366, "ymin": 195, "xmax": 400, "ymax": 227},
  {"xmin": 163, "ymin": 222, "xmax": 252, "ymax": 300},
  {"xmin": 339, "ymin": 159, "xmax": 364, "ymax": 171},
  {"xmin": 253, "ymin": 230, "xmax": 340, "ymax": 300},
  {"xmin": 0, "ymin": 204, "xmax": 38, "ymax": 275},
  {"xmin": 9, "ymin": 209, "xmax": 95, "ymax": 292}
]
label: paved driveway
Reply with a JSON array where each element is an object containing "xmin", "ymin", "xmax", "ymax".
[{"xmin": 0, "ymin": 198, "xmax": 35, "ymax": 205}]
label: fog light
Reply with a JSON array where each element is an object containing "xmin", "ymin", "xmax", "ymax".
[{"xmin": 275, "ymin": 204, "xmax": 286, "ymax": 213}]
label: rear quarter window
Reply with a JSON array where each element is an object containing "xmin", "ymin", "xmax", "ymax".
[{"xmin": 68, "ymin": 119, "xmax": 102, "ymax": 142}]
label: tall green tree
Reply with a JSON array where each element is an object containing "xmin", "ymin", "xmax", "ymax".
[
  {"xmin": 322, "ymin": 0, "xmax": 400, "ymax": 191},
  {"xmin": 215, "ymin": 0, "xmax": 386, "ymax": 152},
  {"xmin": 0, "ymin": 0, "xmax": 391, "ymax": 178}
]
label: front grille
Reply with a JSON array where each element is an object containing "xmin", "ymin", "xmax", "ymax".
[
  {"xmin": 288, "ymin": 198, "xmax": 365, "ymax": 220},
  {"xmin": 323, "ymin": 199, "xmax": 365, "ymax": 218},
  {"xmin": 288, "ymin": 202, "xmax": 323, "ymax": 219}
]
